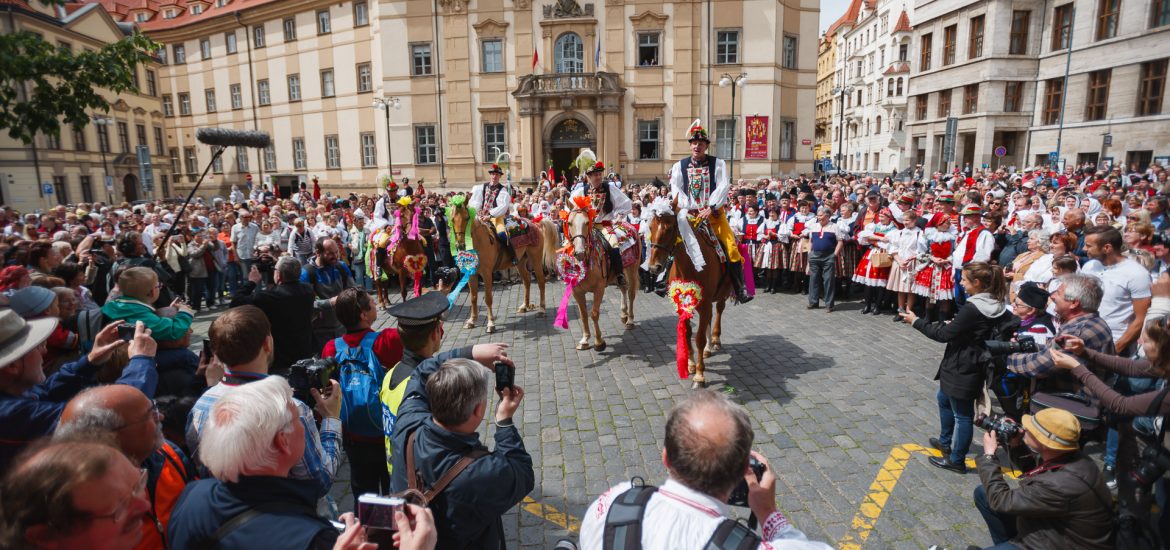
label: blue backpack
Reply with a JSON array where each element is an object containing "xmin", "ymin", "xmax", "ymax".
[{"xmin": 334, "ymin": 332, "xmax": 386, "ymax": 439}]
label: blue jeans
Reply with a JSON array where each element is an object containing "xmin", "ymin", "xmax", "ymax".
[
  {"xmin": 187, "ymin": 277, "xmax": 208, "ymax": 310},
  {"xmin": 953, "ymin": 268, "xmax": 968, "ymax": 306},
  {"xmin": 224, "ymin": 261, "xmax": 242, "ymax": 296},
  {"xmin": 1104, "ymin": 375, "xmax": 1158, "ymax": 468},
  {"xmin": 807, "ymin": 251, "xmax": 836, "ymax": 307},
  {"xmin": 974, "ymin": 484, "xmax": 1019, "ymax": 546},
  {"xmin": 937, "ymin": 389, "xmax": 975, "ymax": 463},
  {"xmin": 208, "ymin": 270, "xmax": 223, "ymax": 303},
  {"xmin": 353, "ymin": 259, "xmax": 373, "ymax": 291}
]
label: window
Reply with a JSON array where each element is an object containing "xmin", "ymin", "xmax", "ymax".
[
  {"xmin": 52, "ymin": 176, "xmax": 67, "ymax": 204},
  {"xmin": 969, "ymin": 15, "xmax": 985, "ymax": 58},
  {"xmin": 158, "ymin": 47, "xmax": 167, "ymax": 64},
  {"xmin": 781, "ymin": 120, "xmax": 795, "ymax": 160},
  {"xmin": 44, "ymin": 132, "xmax": 60, "ymax": 150},
  {"xmin": 1085, "ymin": 69, "xmax": 1111, "ymax": 120},
  {"xmin": 638, "ymin": 120, "xmax": 661, "ymax": 160},
  {"xmin": 162, "ymin": 94, "xmax": 174, "ymax": 117},
  {"xmin": 415, "ymin": 125, "xmax": 437, "ymax": 164},
  {"xmin": 317, "ymin": 10, "xmax": 331, "ymax": 34},
  {"xmin": 200, "ymin": 38, "xmax": 211, "ymax": 60},
  {"xmin": 184, "ymin": 147, "xmax": 198, "ymax": 174},
  {"xmin": 154, "ymin": 127, "xmax": 164, "ymax": 154},
  {"xmin": 135, "ymin": 12, "xmax": 148, "ymax": 23},
  {"xmin": 361, "ymin": 133, "xmax": 377, "ymax": 167},
  {"xmin": 72, "ymin": 125, "xmax": 86, "ymax": 151},
  {"xmin": 482, "ymin": 39, "xmax": 504, "ymax": 72},
  {"xmin": 919, "ymin": 33, "xmax": 932, "ymax": 70},
  {"xmin": 916, "ymin": 94, "xmax": 928, "ymax": 120},
  {"xmin": 896, "ymin": 77, "xmax": 903, "ymax": 95},
  {"xmin": 170, "ymin": 148, "xmax": 180, "ymax": 173},
  {"xmin": 190, "ymin": 4, "xmax": 202, "ymax": 15},
  {"xmin": 898, "ymin": 43, "xmax": 908, "ymax": 61},
  {"xmin": 357, "ymin": 63, "xmax": 372, "ymax": 92},
  {"xmin": 1043, "ymin": 78, "xmax": 1064, "ymax": 124},
  {"xmin": 205, "ymin": 88, "xmax": 217, "ymax": 112},
  {"xmin": 321, "ymin": 70, "xmax": 335, "ymax": 98},
  {"xmin": 131, "ymin": 69, "xmax": 140, "ymax": 92},
  {"xmin": 412, "ymin": 43, "xmax": 433, "ymax": 76},
  {"xmin": 165, "ymin": 9, "xmax": 176, "ymax": 19},
  {"xmin": 174, "ymin": 44, "xmax": 186, "ymax": 64},
  {"xmin": 136, "ymin": 124, "xmax": 147, "ymax": 148},
  {"xmin": 1053, "ymin": 4, "xmax": 1073, "ymax": 50},
  {"xmin": 716, "ymin": 30, "xmax": 740, "ymax": 64},
  {"xmin": 293, "ymin": 138, "xmax": 307, "ymax": 170},
  {"xmin": 1098, "ymin": 0, "xmax": 1120, "ymax": 40},
  {"xmin": 288, "ymin": 74, "xmax": 302, "ymax": 101},
  {"xmin": 1009, "ymin": 11, "xmax": 1030, "ymax": 54},
  {"xmin": 257, "ymin": 79, "xmax": 270, "ymax": 105},
  {"xmin": 80, "ymin": 175, "xmax": 93, "ymax": 203},
  {"xmin": 230, "ymin": 84, "xmax": 242, "ymax": 109},
  {"xmin": 264, "ymin": 144, "xmax": 276, "ymax": 170},
  {"xmin": 253, "ymin": 25, "xmax": 265, "ymax": 48},
  {"xmin": 225, "ymin": 31, "xmax": 237, "ymax": 53},
  {"xmin": 1155, "ymin": 0, "xmax": 1170, "ymax": 28},
  {"xmin": 555, "ymin": 33, "xmax": 584, "ymax": 73},
  {"xmin": 236, "ymin": 147, "xmax": 249, "ymax": 172},
  {"xmin": 875, "ymin": 115, "xmax": 883, "ymax": 134},
  {"xmin": 783, "ymin": 34, "xmax": 798, "ymax": 69},
  {"xmin": 354, "ymin": 1, "xmax": 368, "ymax": 26},
  {"xmin": 283, "ymin": 18, "xmax": 297, "ymax": 41},
  {"xmin": 637, "ymin": 33, "xmax": 660, "ymax": 66},
  {"xmin": 146, "ymin": 69, "xmax": 157, "ymax": 96},
  {"xmin": 117, "ymin": 122, "xmax": 130, "ymax": 153},
  {"xmin": 97, "ymin": 124, "xmax": 110, "ymax": 153},
  {"xmin": 483, "ymin": 123, "xmax": 505, "ymax": 160},
  {"xmin": 212, "ymin": 155, "xmax": 223, "ymax": 173},
  {"xmin": 1138, "ymin": 59, "xmax": 1168, "ymax": 116},
  {"xmin": 937, "ymin": 89, "xmax": 952, "ymax": 117},
  {"xmin": 943, "ymin": 25, "xmax": 956, "ymax": 66},
  {"xmin": 1004, "ymin": 81, "xmax": 1023, "ymax": 112},
  {"xmin": 715, "ymin": 119, "xmax": 734, "ymax": 159},
  {"xmin": 963, "ymin": 84, "xmax": 978, "ymax": 114}
]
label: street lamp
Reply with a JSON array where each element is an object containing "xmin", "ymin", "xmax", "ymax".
[
  {"xmin": 718, "ymin": 73, "xmax": 747, "ymax": 180},
  {"xmin": 831, "ymin": 85, "xmax": 853, "ymax": 176},
  {"xmin": 91, "ymin": 115, "xmax": 113, "ymax": 203},
  {"xmin": 372, "ymin": 96, "xmax": 401, "ymax": 184}
]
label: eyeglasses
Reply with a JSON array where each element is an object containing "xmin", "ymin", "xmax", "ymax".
[
  {"xmin": 80, "ymin": 468, "xmax": 148, "ymax": 525},
  {"xmin": 116, "ymin": 400, "xmax": 160, "ymax": 430}
]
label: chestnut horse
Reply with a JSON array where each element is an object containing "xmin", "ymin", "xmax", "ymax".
[
  {"xmin": 564, "ymin": 205, "xmax": 640, "ymax": 351},
  {"xmin": 373, "ymin": 200, "xmax": 428, "ymax": 307},
  {"xmin": 449, "ymin": 203, "xmax": 558, "ymax": 333},
  {"xmin": 645, "ymin": 202, "xmax": 730, "ymax": 388}
]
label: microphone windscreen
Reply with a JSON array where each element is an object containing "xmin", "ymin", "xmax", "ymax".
[{"xmin": 196, "ymin": 128, "xmax": 272, "ymax": 149}]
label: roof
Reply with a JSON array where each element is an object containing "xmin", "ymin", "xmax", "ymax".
[
  {"xmin": 893, "ymin": 10, "xmax": 912, "ymax": 33},
  {"xmin": 74, "ymin": 0, "xmax": 271, "ymax": 31},
  {"xmin": 825, "ymin": 0, "xmax": 864, "ymax": 36},
  {"xmin": 883, "ymin": 62, "xmax": 910, "ymax": 75}
]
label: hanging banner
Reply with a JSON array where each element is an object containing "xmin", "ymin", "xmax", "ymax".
[{"xmin": 744, "ymin": 116, "xmax": 769, "ymax": 159}]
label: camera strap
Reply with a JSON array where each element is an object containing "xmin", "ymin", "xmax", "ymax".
[{"xmin": 405, "ymin": 430, "xmax": 487, "ymax": 504}]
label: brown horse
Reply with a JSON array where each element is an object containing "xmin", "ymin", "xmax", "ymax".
[
  {"xmin": 564, "ymin": 206, "xmax": 641, "ymax": 351},
  {"xmin": 449, "ymin": 203, "xmax": 558, "ymax": 333},
  {"xmin": 373, "ymin": 200, "xmax": 428, "ymax": 308},
  {"xmin": 645, "ymin": 202, "xmax": 730, "ymax": 388}
]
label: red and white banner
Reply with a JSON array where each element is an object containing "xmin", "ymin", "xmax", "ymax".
[{"xmin": 745, "ymin": 116, "xmax": 768, "ymax": 159}]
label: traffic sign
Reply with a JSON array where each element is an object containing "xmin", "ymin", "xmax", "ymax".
[
  {"xmin": 1048, "ymin": 152, "xmax": 1059, "ymax": 164},
  {"xmin": 245, "ymin": 173, "xmax": 253, "ymax": 183},
  {"xmin": 104, "ymin": 176, "xmax": 114, "ymax": 191},
  {"xmin": 993, "ymin": 146, "xmax": 1007, "ymax": 157},
  {"xmin": 41, "ymin": 182, "xmax": 53, "ymax": 195}
]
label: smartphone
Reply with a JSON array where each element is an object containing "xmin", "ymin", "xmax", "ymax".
[
  {"xmin": 494, "ymin": 361, "xmax": 514, "ymax": 392},
  {"xmin": 199, "ymin": 339, "xmax": 212, "ymax": 363},
  {"xmin": 356, "ymin": 494, "xmax": 403, "ymax": 531},
  {"xmin": 116, "ymin": 324, "xmax": 136, "ymax": 342}
]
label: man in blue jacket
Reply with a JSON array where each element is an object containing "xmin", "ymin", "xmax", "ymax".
[{"xmin": 0, "ymin": 310, "xmax": 158, "ymax": 470}]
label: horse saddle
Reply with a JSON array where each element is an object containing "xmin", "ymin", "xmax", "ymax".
[
  {"xmin": 506, "ymin": 217, "xmax": 539, "ymax": 248},
  {"xmin": 688, "ymin": 218, "xmax": 728, "ymax": 264}
]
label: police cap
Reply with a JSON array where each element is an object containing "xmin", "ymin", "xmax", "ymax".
[{"xmin": 388, "ymin": 291, "xmax": 450, "ymax": 326}]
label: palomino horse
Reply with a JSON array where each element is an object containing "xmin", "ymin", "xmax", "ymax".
[
  {"xmin": 449, "ymin": 203, "xmax": 558, "ymax": 333},
  {"xmin": 373, "ymin": 200, "xmax": 428, "ymax": 308},
  {"xmin": 645, "ymin": 202, "xmax": 730, "ymax": 388},
  {"xmin": 564, "ymin": 203, "xmax": 641, "ymax": 351}
]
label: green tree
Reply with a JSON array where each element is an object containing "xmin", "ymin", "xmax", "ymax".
[{"xmin": 0, "ymin": 11, "xmax": 160, "ymax": 144}]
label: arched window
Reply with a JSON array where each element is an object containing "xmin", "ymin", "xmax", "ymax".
[
  {"xmin": 555, "ymin": 33, "xmax": 584, "ymax": 74},
  {"xmin": 896, "ymin": 77, "xmax": 904, "ymax": 95},
  {"xmin": 888, "ymin": 78, "xmax": 895, "ymax": 96},
  {"xmin": 875, "ymin": 115, "xmax": 882, "ymax": 134}
]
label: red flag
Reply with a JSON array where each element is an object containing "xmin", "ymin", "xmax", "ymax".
[{"xmin": 531, "ymin": 47, "xmax": 539, "ymax": 72}]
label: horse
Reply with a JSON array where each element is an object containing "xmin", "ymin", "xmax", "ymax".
[
  {"xmin": 372, "ymin": 200, "xmax": 428, "ymax": 308},
  {"xmin": 644, "ymin": 201, "xmax": 730, "ymax": 389},
  {"xmin": 449, "ymin": 202, "xmax": 558, "ymax": 333},
  {"xmin": 563, "ymin": 203, "xmax": 640, "ymax": 351}
]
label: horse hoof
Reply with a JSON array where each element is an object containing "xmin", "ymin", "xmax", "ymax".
[
  {"xmin": 625, "ymin": 322, "xmax": 635, "ymax": 330},
  {"xmin": 464, "ymin": 321, "xmax": 476, "ymax": 329},
  {"xmin": 691, "ymin": 379, "xmax": 707, "ymax": 390},
  {"xmin": 710, "ymin": 343, "xmax": 723, "ymax": 352},
  {"xmin": 486, "ymin": 324, "xmax": 496, "ymax": 334},
  {"xmin": 595, "ymin": 343, "xmax": 607, "ymax": 352},
  {"xmin": 516, "ymin": 307, "xmax": 526, "ymax": 314},
  {"xmin": 703, "ymin": 350, "xmax": 713, "ymax": 359},
  {"xmin": 620, "ymin": 315, "xmax": 629, "ymax": 324},
  {"xmin": 576, "ymin": 342, "xmax": 591, "ymax": 350}
]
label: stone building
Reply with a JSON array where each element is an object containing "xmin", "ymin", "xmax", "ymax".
[{"xmin": 814, "ymin": 31, "xmax": 837, "ymax": 168}]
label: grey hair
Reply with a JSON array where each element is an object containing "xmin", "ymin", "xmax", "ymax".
[
  {"xmin": 427, "ymin": 358, "xmax": 491, "ymax": 427},
  {"xmin": 276, "ymin": 256, "xmax": 301, "ymax": 284},
  {"xmin": 817, "ymin": 206, "xmax": 833, "ymax": 217},
  {"xmin": 199, "ymin": 376, "xmax": 297, "ymax": 483},
  {"xmin": 54, "ymin": 408, "xmax": 123, "ymax": 439},
  {"xmin": 1060, "ymin": 273, "xmax": 1103, "ymax": 314},
  {"xmin": 664, "ymin": 389, "xmax": 754, "ymax": 497},
  {"xmin": 50, "ymin": 241, "xmax": 73, "ymax": 257},
  {"xmin": 1028, "ymin": 229, "xmax": 1051, "ymax": 253}
]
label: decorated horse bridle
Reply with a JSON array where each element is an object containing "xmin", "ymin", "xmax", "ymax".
[{"xmin": 565, "ymin": 207, "xmax": 594, "ymax": 252}]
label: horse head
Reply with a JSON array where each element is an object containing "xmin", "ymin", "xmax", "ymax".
[
  {"xmin": 449, "ymin": 200, "xmax": 470, "ymax": 250},
  {"xmin": 395, "ymin": 198, "xmax": 415, "ymax": 228},
  {"xmin": 645, "ymin": 198, "xmax": 679, "ymax": 275},
  {"xmin": 566, "ymin": 195, "xmax": 595, "ymax": 262}
]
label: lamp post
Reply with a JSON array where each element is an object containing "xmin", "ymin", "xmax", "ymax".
[
  {"xmin": 372, "ymin": 96, "xmax": 401, "ymax": 182},
  {"xmin": 91, "ymin": 115, "xmax": 113, "ymax": 204},
  {"xmin": 718, "ymin": 73, "xmax": 747, "ymax": 180},
  {"xmin": 831, "ymin": 85, "xmax": 853, "ymax": 176}
]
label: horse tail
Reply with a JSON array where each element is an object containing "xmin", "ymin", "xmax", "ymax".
[{"xmin": 539, "ymin": 219, "xmax": 560, "ymax": 272}]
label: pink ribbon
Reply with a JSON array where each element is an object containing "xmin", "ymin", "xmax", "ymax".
[
  {"xmin": 739, "ymin": 243, "xmax": 756, "ymax": 296},
  {"xmin": 553, "ymin": 281, "xmax": 576, "ymax": 329}
]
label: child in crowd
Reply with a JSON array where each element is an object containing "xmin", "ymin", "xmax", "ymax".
[{"xmin": 101, "ymin": 266, "xmax": 195, "ymax": 342}]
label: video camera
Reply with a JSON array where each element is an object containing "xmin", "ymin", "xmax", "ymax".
[{"xmin": 287, "ymin": 356, "xmax": 337, "ymax": 404}]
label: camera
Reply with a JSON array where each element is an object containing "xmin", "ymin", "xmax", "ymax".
[
  {"xmin": 727, "ymin": 456, "xmax": 766, "ymax": 507},
  {"xmin": 1130, "ymin": 444, "xmax": 1170, "ymax": 488},
  {"xmin": 287, "ymin": 357, "xmax": 337, "ymax": 403},
  {"xmin": 116, "ymin": 324, "xmax": 136, "ymax": 342},
  {"xmin": 357, "ymin": 494, "xmax": 404, "ymax": 531},
  {"xmin": 985, "ymin": 335, "xmax": 1039, "ymax": 357},
  {"xmin": 976, "ymin": 413, "xmax": 1023, "ymax": 442},
  {"xmin": 495, "ymin": 361, "xmax": 514, "ymax": 392},
  {"xmin": 435, "ymin": 266, "xmax": 460, "ymax": 288}
]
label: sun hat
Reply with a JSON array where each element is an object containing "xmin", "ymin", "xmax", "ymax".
[
  {"xmin": 8, "ymin": 286, "xmax": 56, "ymax": 318},
  {"xmin": 0, "ymin": 310, "xmax": 57, "ymax": 368},
  {"xmin": 1022, "ymin": 408, "xmax": 1080, "ymax": 452}
]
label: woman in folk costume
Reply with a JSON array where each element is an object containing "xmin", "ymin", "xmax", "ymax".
[
  {"xmin": 886, "ymin": 209, "xmax": 926, "ymax": 322},
  {"xmin": 754, "ymin": 208, "xmax": 787, "ymax": 293},
  {"xmin": 913, "ymin": 213, "xmax": 957, "ymax": 321},
  {"xmin": 832, "ymin": 201, "xmax": 861, "ymax": 296},
  {"xmin": 853, "ymin": 208, "xmax": 897, "ymax": 314},
  {"xmin": 738, "ymin": 204, "xmax": 764, "ymax": 270},
  {"xmin": 786, "ymin": 200, "xmax": 816, "ymax": 295}
]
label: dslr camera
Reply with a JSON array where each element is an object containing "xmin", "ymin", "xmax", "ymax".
[
  {"xmin": 976, "ymin": 413, "xmax": 1023, "ymax": 443},
  {"xmin": 435, "ymin": 266, "xmax": 461, "ymax": 288},
  {"xmin": 287, "ymin": 357, "xmax": 337, "ymax": 403},
  {"xmin": 985, "ymin": 335, "xmax": 1039, "ymax": 357},
  {"xmin": 727, "ymin": 456, "xmax": 766, "ymax": 507}
]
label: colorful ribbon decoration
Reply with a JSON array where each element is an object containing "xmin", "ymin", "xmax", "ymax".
[
  {"xmin": 669, "ymin": 280, "xmax": 702, "ymax": 379},
  {"xmin": 738, "ymin": 243, "xmax": 756, "ymax": 297},
  {"xmin": 553, "ymin": 252, "xmax": 585, "ymax": 330},
  {"xmin": 447, "ymin": 250, "xmax": 479, "ymax": 308},
  {"xmin": 402, "ymin": 254, "xmax": 427, "ymax": 297}
]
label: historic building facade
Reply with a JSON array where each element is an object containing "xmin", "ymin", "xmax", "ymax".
[{"xmin": 814, "ymin": 31, "xmax": 837, "ymax": 168}]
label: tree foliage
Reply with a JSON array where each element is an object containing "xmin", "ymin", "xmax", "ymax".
[{"xmin": 0, "ymin": 25, "xmax": 160, "ymax": 144}]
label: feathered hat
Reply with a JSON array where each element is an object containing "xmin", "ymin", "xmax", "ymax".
[{"xmin": 686, "ymin": 119, "xmax": 710, "ymax": 143}]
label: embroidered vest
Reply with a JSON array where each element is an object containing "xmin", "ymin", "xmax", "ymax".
[
  {"xmin": 680, "ymin": 155, "xmax": 719, "ymax": 203},
  {"xmin": 483, "ymin": 184, "xmax": 503, "ymax": 214},
  {"xmin": 961, "ymin": 225, "xmax": 988, "ymax": 263}
]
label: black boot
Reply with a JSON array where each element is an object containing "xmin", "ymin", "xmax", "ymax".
[
  {"xmin": 729, "ymin": 261, "xmax": 753, "ymax": 304},
  {"xmin": 653, "ymin": 258, "xmax": 672, "ymax": 297},
  {"xmin": 861, "ymin": 287, "xmax": 874, "ymax": 314},
  {"xmin": 765, "ymin": 272, "xmax": 775, "ymax": 293}
]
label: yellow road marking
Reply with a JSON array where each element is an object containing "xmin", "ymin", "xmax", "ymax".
[
  {"xmin": 522, "ymin": 496, "xmax": 582, "ymax": 533},
  {"xmin": 838, "ymin": 444, "xmax": 1021, "ymax": 550}
]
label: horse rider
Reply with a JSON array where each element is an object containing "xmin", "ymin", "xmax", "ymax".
[
  {"xmin": 572, "ymin": 161, "xmax": 632, "ymax": 288},
  {"xmin": 369, "ymin": 180, "xmax": 403, "ymax": 232},
  {"xmin": 469, "ymin": 164, "xmax": 513, "ymax": 245},
  {"xmin": 668, "ymin": 121, "xmax": 753, "ymax": 304}
]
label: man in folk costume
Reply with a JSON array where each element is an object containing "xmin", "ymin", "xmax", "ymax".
[
  {"xmin": 571, "ymin": 161, "xmax": 633, "ymax": 288},
  {"xmin": 950, "ymin": 204, "xmax": 995, "ymax": 306},
  {"xmin": 668, "ymin": 121, "xmax": 753, "ymax": 303},
  {"xmin": 469, "ymin": 164, "xmax": 513, "ymax": 244},
  {"xmin": 369, "ymin": 179, "xmax": 402, "ymax": 232}
]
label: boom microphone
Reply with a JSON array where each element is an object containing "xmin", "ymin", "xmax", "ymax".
[{"xmin": 196, "ymin": 127, "xmax": 272, "ymax": 149}]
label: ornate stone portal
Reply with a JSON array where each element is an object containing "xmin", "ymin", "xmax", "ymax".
[{"xmin": 543, "ymin": 0, "xmax": 593, "ymax": 18}]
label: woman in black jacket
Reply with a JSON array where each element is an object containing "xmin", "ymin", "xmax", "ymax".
[{"xmin": 902, "ymin": 261, "xmax": 1011, "ymax": 473}]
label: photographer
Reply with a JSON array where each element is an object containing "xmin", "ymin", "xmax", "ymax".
[
  {"xmin": 579, "ymin": 390, "xmax": 831, "ymax": 549},
  {"xmin": 902, "ymin": 262, "xmax": 1012, "ymax": 473},
  {"xmin": 231, "ymin": 257, "xmax": 322, "ymax": 376},
  {"xmin": 973, "ymin": 408, "xmax": 1113, "ymax": 549}
]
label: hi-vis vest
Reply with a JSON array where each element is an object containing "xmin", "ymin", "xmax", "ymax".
[{"xmin": 380, "ymin": 362, "xmax": 413, "ymax": 475}]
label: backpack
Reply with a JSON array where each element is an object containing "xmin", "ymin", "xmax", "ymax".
[
  {"xmin": 333, "ymin": 332, "xmax": 385, "ymax": 439},
  {"xmin": 305, "ymin": 263, "xmax": 353, "ymax": 299},
  {"xmin": 603, "ymin": 479, "xmax": 761, "ymax": 550}
]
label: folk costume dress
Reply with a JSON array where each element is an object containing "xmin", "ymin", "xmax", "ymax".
[
  {"xmin": 786, "ymin": 211, "xmax": 816, "ymax": 274},
  {"xmin": 739, "ymin": 214, "xmax": 763, "ymax": 262},
  {"xmin": 886, "ymin": 224, "xmax": 925, "ymax": 294},
  {"xmin": 853, "ymin": 221, "xmax": 897, "ymax": 287},
  {"xmin": 833, "ymin": 212, "xmax": 860, "ymax": 278},
  {"xmin": 754, "ymin": 217, "xmax": 786, "ymax": 270},
  {"xmin": 913, "ymin": 225, "xmax": 957, "ymax": 301}
]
